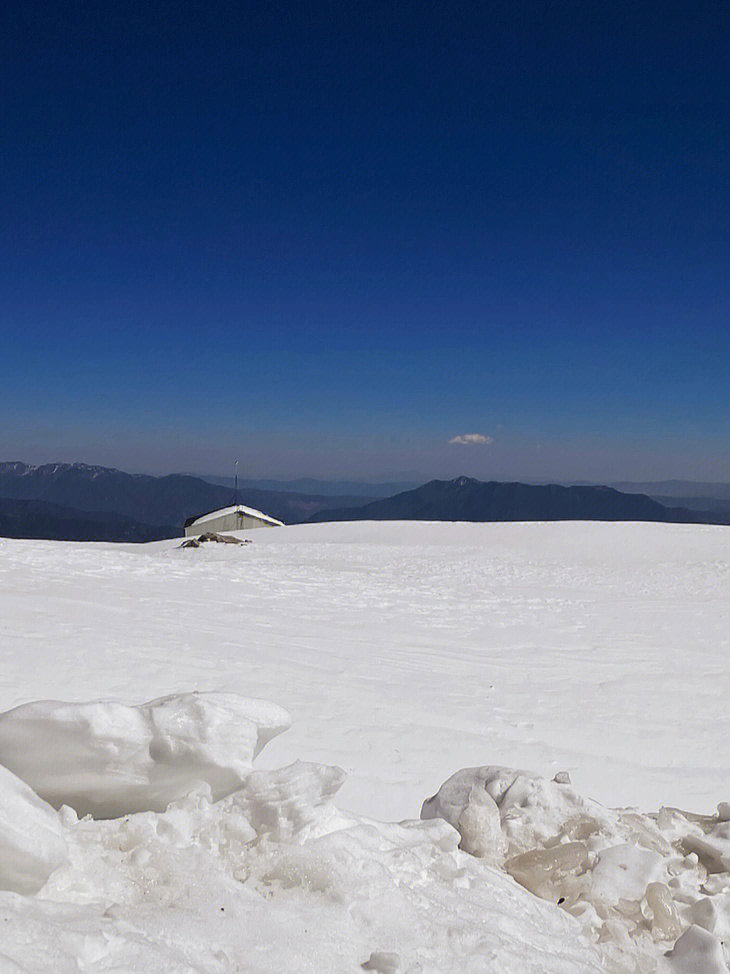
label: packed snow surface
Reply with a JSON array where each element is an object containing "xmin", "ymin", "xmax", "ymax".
[{"xmin": 1, "ymin": 519, "xmax": 729, "ymax": 971}]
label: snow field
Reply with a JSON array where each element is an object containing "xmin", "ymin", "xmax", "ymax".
[
  {"xmin": 3, "ymin": 519, "xmax": 729, "ymax": 821},
  {"xmin": 0, "ymin": 520, "xmax": 729, "ymax": 970}
]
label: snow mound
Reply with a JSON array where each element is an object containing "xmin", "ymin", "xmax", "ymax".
[
  {"xmin": 423, "ymin": 765, "xmax": 730, "ymax": 972},
  {"xmin": 0, "ymin": 692, "xmax": 291, "ymax": 818},
  {"xmin": 0, "ymin": 764, "xmax": 68, "ymax": 894}
]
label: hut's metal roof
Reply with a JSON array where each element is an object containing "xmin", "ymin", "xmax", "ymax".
[{"xmin": 184, "ymin": 504, "xmax": 284, "ymax": 529}]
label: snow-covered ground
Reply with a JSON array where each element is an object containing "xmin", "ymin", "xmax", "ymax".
[{"xmin": 1, "ymin": 520, "xmax": 729, "ymax": 971}]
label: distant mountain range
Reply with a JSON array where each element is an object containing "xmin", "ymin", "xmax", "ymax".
[
  {"xmin": 190, "ymin": 475, "xmax": 417, "ymax": 498},
  {"xmin": 308, "ymin": 476, "xmax": 729, "ymax": 525},
  {"xmin": 1, "ymin": 464, "xmax": 728, "ymax": 543},
  {"xmin": 0, "ymin": 463, "xmax": 373, "ymax": 541}
]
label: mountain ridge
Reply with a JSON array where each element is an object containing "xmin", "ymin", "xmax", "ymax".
[{"xmin": 308, "ymin": 476, "xmax": 728, "ymax": 525}]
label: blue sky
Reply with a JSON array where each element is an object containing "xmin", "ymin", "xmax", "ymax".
[{"xmin": 2, "ymin": 1, "xmax": 728, "ymax": 480}]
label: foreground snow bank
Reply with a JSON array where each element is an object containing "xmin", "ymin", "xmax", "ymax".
[
  {"xmin": 1, "ymin": 688, "xmax": 729, "ymax": 971},
  {"xmin": 1, "ymin": 760, "xmax": 604, "ymax": 973},
  {"xmin": 0, "ymin": 692, "xmax": 605, "ymax": 972},
  {"xmin": 0, "ymin": 692, "xmax": 290, "ymax": 817},
  {"xmin": 423, "ymin": 765, "xmax": 730, "ymax": 972},
  {"xmin": 0, "ymin": 764, "xmax": 68, "ymax": 895}
]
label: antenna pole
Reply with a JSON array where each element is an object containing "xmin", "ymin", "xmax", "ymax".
[{"xmin": 234, "ymin": 460, "xmax": 239, "ymax": 506}]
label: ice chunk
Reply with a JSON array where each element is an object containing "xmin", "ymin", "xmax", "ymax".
[
  {"xmin": 505, "ymin": 842, "xmax": 590, "ymax": 900},
  {"xmin": 645, "ymin": 883, "xmax": 682, "ymax": 941},
  {"xmin": 423, "ymin": 764, "xmax": 716, "ymax": 968},
  {"xmin": 422, "ymin": 765, "xmax": 617, "ymax": 858},
  {"xmin": 0, "ymin": 692, "xmax": 290, "ymax": 818},
  {"xmin": 662, "ymin": 924, "xmax": 727, "ymax": 973},
  {"xmin": 591, "ymin": 844, "xmax": 664, "ymax": 904},
  {"xmin": 456, "ymin": 783, "xmax": 504, "ymax": 861},
  {"xmin": 0, "ymin": 763, "xmax": 68, "ymax": 894},
  {"xmin": 690, "ymin": 895, "xmax": 717, "ymax": 931},
  {"xmin": 701, "ymin": 873, "xmax": 730, "ymax": 896},
  {"xmin": 681, "ymin": 826, "xmax": 730, "ymax": 874}
]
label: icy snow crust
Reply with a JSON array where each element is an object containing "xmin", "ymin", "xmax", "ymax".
[{"xmin": 1, "ymin": 520, "xmax": 730, "ymax": 970}]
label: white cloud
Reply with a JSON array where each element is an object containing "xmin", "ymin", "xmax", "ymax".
[{"xmin": 448, "ymin": 433, "xmax": 494, "ymax": 446}]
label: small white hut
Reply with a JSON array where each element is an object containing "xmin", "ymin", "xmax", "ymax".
[{"xmin": 183, "ymin": 504, "xmax": 283, "ymax": 537}]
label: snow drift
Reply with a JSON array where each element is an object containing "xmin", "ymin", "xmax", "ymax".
[{"xmin": 0, "ymin": 692, "xmax": 291, "ymax": 817}]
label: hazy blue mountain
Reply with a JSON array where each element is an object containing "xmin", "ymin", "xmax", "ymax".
[
  {"xmin": 308, "ymin": 476, "xmax": 725, "ymax": 525},
  {"xmin": 651, "ymin": 495, "xmax": 730, "ymax": 515},
  {"xmin": 610, "ymin": 481, "xmax": 730, "ymax": 501}
]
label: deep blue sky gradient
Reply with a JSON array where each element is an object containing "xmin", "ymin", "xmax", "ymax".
[{"xmin": 2, "ymin": 1, "xmax": 728, "ymax": 479}]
